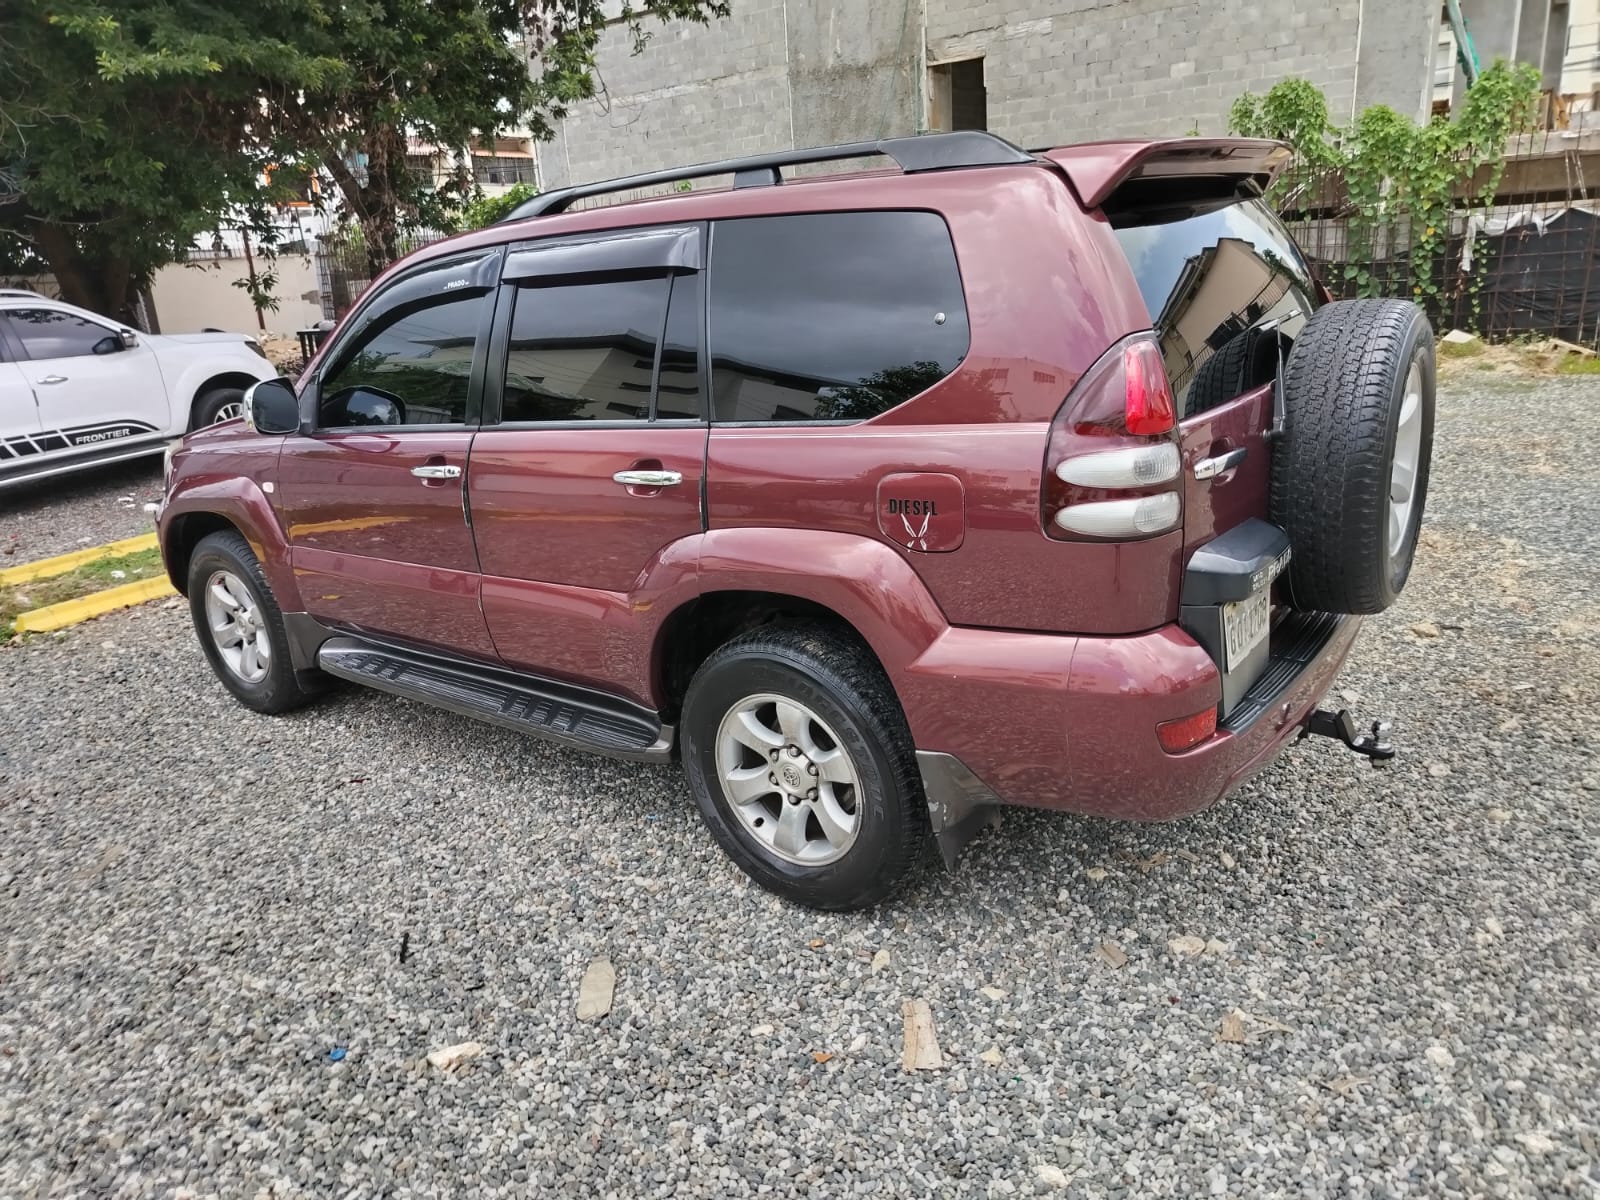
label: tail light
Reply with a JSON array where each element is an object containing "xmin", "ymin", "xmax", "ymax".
[{"xmin": 1042, "ymin": 333, "xmax": 1182, "ymax": 541}]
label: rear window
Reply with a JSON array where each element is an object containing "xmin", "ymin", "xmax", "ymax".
[{"xmin": 1112, "ymin": 199, "xmax": 1315, "ymax": 418}]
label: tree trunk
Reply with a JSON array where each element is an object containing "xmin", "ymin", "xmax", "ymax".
[
  {"xmin": 32, "ymin": 220, "xmax": 141, "ymax": 325},
  {"xmin": 323, "ymin": 127, "xmax": 408, "ymax": 281}
]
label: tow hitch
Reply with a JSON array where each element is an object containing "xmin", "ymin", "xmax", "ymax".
[{"xmin": 1301, "ymin": 708, "xmax": 1395, "ymax": 763}]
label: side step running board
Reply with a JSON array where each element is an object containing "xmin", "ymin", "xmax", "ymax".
[{"xmin": 316, "ymin": 637, "xmax": 673, "ymax": 763}]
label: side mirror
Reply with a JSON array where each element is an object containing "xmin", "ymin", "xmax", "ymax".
[
  {"xmin": 92, "ymin": 335, "xmax": 122, "ymax": 355},
  {"xmin": 246, "ymin": 378, "xmax": 301, "ymax": 435},
  {"xmin": 118, "ymin": 328, "xmax": 138, "ymax": 349}
]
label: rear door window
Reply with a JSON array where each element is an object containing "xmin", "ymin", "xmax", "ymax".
[
  {"xmin": 502, "ymin": 276, "xmax": 669, "ymax": 423},
  {"xmin": 706, "ymin": 211, "xmax": 969, "ymax": 423},
  {"xmin": 1111, "ymin": 199, "xmax": 1315, "ymax": 417}
]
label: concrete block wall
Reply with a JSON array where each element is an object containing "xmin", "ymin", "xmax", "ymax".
[
  {"xmin": 541, "ymin": 0, "xmax": 1438, "ymax": 188},
  {"xmin": 541, "ymin": 0, "xmax": 919, "ymax": 190},
  {"xmin": 541, "ymin": 0, "xmax": 794, "ymax": 190},
  {"xmin": 927, "ymin": 0, "xmax": 1434, "ymax": 145}
]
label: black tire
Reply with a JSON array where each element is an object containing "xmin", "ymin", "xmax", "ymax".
[
  {"xmin": 680, "ymin": 623, "xmax": 925, "ymax": 911},
  {"xmin": 186, "ymin": 530, "xmax": 320, "ymax": 714},
  {"xmin": 1188, "ymin": 328, "xmax": 1276, "ymax": 416},
  {"xmin": 192, "ymin": 385, "xmax": 247, "ymax": 429},
  {"xmin": 1272, "ymin": 299, "xmax": 1436, "ymax": 615}
]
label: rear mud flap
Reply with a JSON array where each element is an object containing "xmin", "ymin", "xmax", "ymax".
[{"xmin": 916, "ymin": 751, "xmax": 1002, "ymax": 870}]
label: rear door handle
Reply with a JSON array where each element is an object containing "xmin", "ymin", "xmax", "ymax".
[
  {"xmin": 411, "ymin": 464, "xmax": 462, "ymax": 480},
  {"xmin": 1194, "ymin": 447, "xmax": 1247, "ymax": 480},
  {"xmin": 612, "ymin": 469, "xmax": 682, "ymax": 487},
  {"xmin": 38, "ymin": 375, "xmax": 68, "ymax": 385}
]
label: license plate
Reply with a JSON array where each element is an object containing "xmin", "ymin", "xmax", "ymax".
[{"xmin": 1222, "ymin": 589, "xmax": 1271, "ymax": 673}]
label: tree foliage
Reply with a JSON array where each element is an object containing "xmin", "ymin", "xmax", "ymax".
[
  {"xmin": 459, "ymin": 182, "xmax": 540, "ymax": 230},
  {"xmin": 1229, "ymin": 60, "xmax": 1540, "ymax": 314},
  {"xmin": 0, "ymin": 0, "xmax": 728, "ymax": 320}
]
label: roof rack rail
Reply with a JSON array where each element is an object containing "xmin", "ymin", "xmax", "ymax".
[{"xmin": 499, "ymin": 131, "xmax": 1036, "ymax": 223}]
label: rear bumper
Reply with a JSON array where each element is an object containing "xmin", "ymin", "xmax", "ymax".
[{"xmin": 901, "ymin": 610, "xmax": 1361, "ymax": 822}]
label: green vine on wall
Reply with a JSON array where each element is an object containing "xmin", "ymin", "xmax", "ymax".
[{"xmin": 1230, "ymin": 61, "xmax": 1540, "ymax": 322}]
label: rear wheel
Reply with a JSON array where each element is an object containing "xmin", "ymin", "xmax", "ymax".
[
  {"xmin": 680, "ymin": 624, "xmax": 925, "ymax": 910},
  {"xmin": 1272, "ymin": 299, "xmax": 1436, "ymax": 614},
  {"xmin": 187, "ymin": 530, "xmax": 321, "ymax": 714}
]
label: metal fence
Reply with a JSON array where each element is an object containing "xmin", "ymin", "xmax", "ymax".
[
  {"xmin": 312, "ymin": 229, "xmax": 451, "ymax": 322},
  {"xmin": 1272, "ymin": 128, "xmax": 1600, "ymax": 346}
]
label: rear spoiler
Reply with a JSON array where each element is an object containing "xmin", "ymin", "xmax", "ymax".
[{"xmin": 1038, "ymin": 138, "xmax": 1291, "ymax": 211}]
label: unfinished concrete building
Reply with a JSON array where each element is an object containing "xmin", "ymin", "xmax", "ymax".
[{"xmin": 538, "ymin": 1, "xmax": 1591, "ymax": 189}]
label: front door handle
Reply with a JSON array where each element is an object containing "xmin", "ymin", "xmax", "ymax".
[
  {"xmin": 411, "ymin": 464, "xmax": 462, "ymax": 480},
  {"xmin": 1194, "ymin": 447, "xmax": 1247, "ymax": 480},
  {"xmin": 38, "ymin": 375, "xmax": 68, "ymax": 385},
  {"xmin": 612, "ymin": 469, "xmax": 683, "ymax": 488}
]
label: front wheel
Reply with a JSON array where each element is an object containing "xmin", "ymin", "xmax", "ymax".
[
  {"xmin": 187, "ymin": 530, "xmax": 321, "ymax": 714},
  {"xmin": 192, "ymin": 386, "xmax": 247, "ymax": 428},
  {"xmin": 680, "ymin": 624, "xmax": 925, "ymax": 910}
]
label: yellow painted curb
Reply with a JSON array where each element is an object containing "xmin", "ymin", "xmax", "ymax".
[
  {"xmin": 0, "ymin": 532, "xmax": 160, "ymax": 586},
  {"xmin": 12, "ymin": 575, "xmax": 176, "ymax": 633}
]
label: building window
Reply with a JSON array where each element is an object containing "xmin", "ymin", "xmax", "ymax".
[
  {"xmin": 474, "ymin": 156, "xmax": 538, "ymax": 186},
  {"xmin": 927, "ymin": 58, "xmax": 987, "ymax": 132}
]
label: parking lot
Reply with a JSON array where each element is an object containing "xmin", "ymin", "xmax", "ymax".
[
  {"xmin": 1, "ymin": 372, "xmax": 1597, "ymax": 1198},
  {"xmin": 0, "ymin": 457, "xmax": 164, "ymax": 563}
]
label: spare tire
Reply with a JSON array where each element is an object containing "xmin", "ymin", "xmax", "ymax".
[{"xmin": 1271, "ymin": 299, "xmax": 1435, "ymax": 615}]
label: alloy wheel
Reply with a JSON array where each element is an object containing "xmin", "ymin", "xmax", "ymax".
[
  {"xmin": 203, "ymin": 569, "xmax": 272, "ymax": 683},
  {"xmin": 714, "ymin": 692, "xmax": 862, "ymax": 866}
]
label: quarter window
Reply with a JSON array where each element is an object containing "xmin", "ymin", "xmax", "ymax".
[
  {"xmin": 502, "ymin": 275, "xmax": 681, "ymax": 423},
  {"xmin": 319, "ymin": 293, "xmax": 484, "ymax": 427},
  {"xmin": 6, "ymin": 308, "xmax": 117, "ymax": 360},
  {"xmin": 706, "ymin": 211, "xmax": 970, "ymax": 423}
]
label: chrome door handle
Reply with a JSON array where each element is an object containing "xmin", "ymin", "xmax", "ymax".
[
  {"xmin": 1194, "ymin": 447, "xmax": 1247, "ymax": 480},
  {"xmin": 411, "ymin": 464, "xmax": 462, "ymax": 480},
  {"xmin": 38, "ymin": 375, "xmax": 68, "ymax": 385},
  {"xmin": 612, "ymin": 469, "xmax": 683, "ymax": 487}
]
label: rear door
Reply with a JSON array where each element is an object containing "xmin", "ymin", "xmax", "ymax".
[
  {"xmin": 467, "ymin": 225, "xmax": 707, "ymax": 698},
  {"xmin": 275, "ymin": 250, "xmax": 500, "ymax": 659},
  {"xmin": 1108, "ymin": 198, "xmax": 1317, "ymax": 552}
]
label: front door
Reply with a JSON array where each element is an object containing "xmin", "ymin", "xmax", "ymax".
[
  {"xmin": 275, "ymin": 250, "xmax": 502, "ymax": 659},
  {"xmin": 1, "ymin": 304, "xmax": 170, "ymax": 446},
  {"xmin": 468, "ymin": 233, "xmax": 707, "ymax": 703}
]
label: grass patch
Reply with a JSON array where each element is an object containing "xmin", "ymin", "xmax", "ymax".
[
  {"xmin": 1438, "ymin": 337, "xmax": 1486, "ymax": 358},
  {"xmin": 1555, "ymin": 354, "xmax": 1600, "ymax": 375},
  {"xmin": 1, "ymin": 546, "xmax": 166, "ymax": 642}
]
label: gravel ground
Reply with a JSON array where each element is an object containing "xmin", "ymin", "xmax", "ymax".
[
  {"xmin": 0, "ymin": 456, "xmax": 164, "ymax": 562},
  {"xmin": 2, "ymin": 373, "xmax": 1597, "ymax": 1199}
]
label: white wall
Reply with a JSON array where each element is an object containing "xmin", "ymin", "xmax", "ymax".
[{"xmin": 150, "ymin": 254, "xmax": 323, "ymax": 336}]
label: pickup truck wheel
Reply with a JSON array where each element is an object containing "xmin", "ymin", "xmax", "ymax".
[
  {"xmin": 187, "ymin": 530, "xmax": 319, "ymax": 714},
  {"xmin": 681, "ymin": 624, "xmax": 924, "ymax": 911},
  {"xmin": 193, "ymin": 386, "xmax": 247, "ymax": 428},
  {"xmin": 1273, "ymin": 298, "xmax": 1436, "ymax": 614}
]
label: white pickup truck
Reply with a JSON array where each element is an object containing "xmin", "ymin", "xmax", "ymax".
[{"xmin": 0, "ymin": 289, "xmax": 278, "ymax": 489}]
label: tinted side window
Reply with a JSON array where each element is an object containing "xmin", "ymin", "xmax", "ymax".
[
  {"xmin": 7, "ymin": 308, "xmax": 115, "ymax": 360},
  {"xmin": 502, "ymin": 277, "xmax": 670, "ymax": 423},
  {"xmin": 320, "ymin": 294, "xmax": 484, "ymax": 427},
  {"xmin": 655, "ymin": 274, "xmax": 702, "ymax": 420},
  {"xmin": 707, "ymin": 212, "xmax": 970, "ymax": 423},
  {"xmin": 1111, "ymin": 199, "xmax": 1315, "ymax": 417}
]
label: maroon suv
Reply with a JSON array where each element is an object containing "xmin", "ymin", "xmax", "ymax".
[{"xmin": 158, "ymin": 132, "xmax": 1435, "ymax": 910}]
